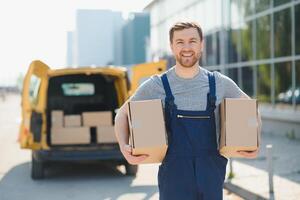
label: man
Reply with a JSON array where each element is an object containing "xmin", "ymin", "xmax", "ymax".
[{"xmin": 114, "ymin": 22, "xmax": 261, "ymax": 200}]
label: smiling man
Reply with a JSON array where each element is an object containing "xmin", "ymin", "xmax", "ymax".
[{"xmin": 114, "ymin": 22, "xmax": 261, "ymax": 200}]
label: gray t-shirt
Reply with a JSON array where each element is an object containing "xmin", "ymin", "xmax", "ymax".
[{"xmin": 130, "ymin": 66, "xmax": 244, "ymax": 148}]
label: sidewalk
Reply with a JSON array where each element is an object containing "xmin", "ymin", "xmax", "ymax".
[{"xmin": 224, "ymin": 132, "xmax": 300, "ymax": 200}]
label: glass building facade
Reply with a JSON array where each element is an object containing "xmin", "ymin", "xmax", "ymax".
[{"xmin": 146, "ymin": 0, "xmax": 300, "ymax": 112}]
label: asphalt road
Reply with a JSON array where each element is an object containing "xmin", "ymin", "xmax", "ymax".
[{"xmin": 0, "ymin": 94, "xmax": 242, "ymax": 200}]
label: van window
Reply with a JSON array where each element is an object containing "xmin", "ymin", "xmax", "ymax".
[
  {"xmin": 61, "ymin": 83, "xmax": 95, "ymax": 96},
  {"xmin": 29, "ymin": 75, "xmax": 41, "ymax": 105}
]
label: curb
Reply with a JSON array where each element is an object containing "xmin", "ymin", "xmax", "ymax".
[{"xmin": 224, "ymin": 182, "xmax": 268, "ymax": 200}]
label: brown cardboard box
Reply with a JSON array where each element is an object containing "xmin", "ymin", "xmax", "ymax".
[
  {"xmin": 64, "ymin": 115, "xmax": 81, "ymax": 127},
  {"xmin": 51, "ymin": 127, "xmax": 90, "ymax": 145},
  {"xmin": 51, "ymin": 110, "xmax": 64, "ymax": 127},
  {"xmin": 219, "ymin": 98, "xmax": 258, "ymax": 158},
  {"xmin": 82, "ymin": 111, "xmax": 112, "ymax": 126},
  {"xmin": 127, "ymin": 99, "xmax": 168, "ymax": 164},
  {"xmin": 96, "ymin": 126, "xmax": 117, "ymax": 143}
]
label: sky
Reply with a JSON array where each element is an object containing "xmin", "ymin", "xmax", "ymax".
[{"xmin": 0, "ymin": 0, "xmax": 152, "ymax": 86}]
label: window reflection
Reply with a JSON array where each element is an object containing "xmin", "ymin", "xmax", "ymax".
[
  {"xmin": 241, "ymin": 21, "xmax": 253, "ymax": 61},
  {"xmin": 216, "ymin": 32, "xmax": 220, "ymax": 65},
  {"xmin": 274, "ymin": 8, "xmax": 291, "ymax": 57},
  {"xmin": 240, "ymin": 0, "xmax": 254, "ymax": 17},
  {"xmin": 275, "ymin": 62, "xmax": 292, "ymax": 106},
  {"xmin": 296, "ymin": 62, "xmax": 300, "ymax": 107},
  {"xmin": 257, "ymin": 64, "xmax": 271, "ymax": 103},
  {"xmin": 242, "ymin": 66, "xmax": 254, "ymax": 97},
  {"xmin": 255, "ymin": 0, "xmax": 270, "ymax": 13},
  {"xmin": 274, "ymin": 0, "xmax": 291, "ymax": 7},
  {"xmin": 256, "ymin": 15, "xmax": 271, "ymax": 60},
  {"xmin": 231, "ymin": 0, "xmax": 241, "ymax": 25},
  {"xmin": 227, "ymin": 68, "xmax": 238, "ymax": 85},
  {"xmin": 295, "ymin": 5, "xmax": 300, "ymax": 55},
  {"xmin": 205, "ymin": 34, "xmax": 214, "ymax": 66},
  {"xmin": 228, "ymin": 29, "xmax": 239, "ymax": 63},
  {"xmin": 205, "ymin": 32, "xmax": 220, "ymax": 66}
]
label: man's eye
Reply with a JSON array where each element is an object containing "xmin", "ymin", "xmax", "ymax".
[
  {"xmin": 191, "ymin": 41, "xmax": 196, "ymax": 43},
  {"xmin": 177, "ymin": 41, "xmax": 183, "ymax": 44}
]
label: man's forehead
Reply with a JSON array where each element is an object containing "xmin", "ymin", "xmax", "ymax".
[{"xmin": 173, "ymin": 28, "xmax": 200, "ymax": 40}]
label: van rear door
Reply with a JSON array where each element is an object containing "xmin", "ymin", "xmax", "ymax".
[
  {"xmin": 19, "ymin": 60, "xmax": 49, "ymax": 149},
  {"xmin": 129, "ymin": 60, "xmax": 167, "ymax": 95}
]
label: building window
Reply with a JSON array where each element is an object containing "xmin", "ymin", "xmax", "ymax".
[
  {"xmin": 255, "ymin": 0, "xmax": 270, "ymax": 13},
  {"xmin": 256, "ymin": 15, "xmax": 271, "ymax": 60},
  {"xmin": 274, "ymin": 8, "xmax": 292, "ymax": 57},
  {"xmin": 257, "ymin": 64, "xmax": 271, "ymax": 103},
  {"xmin": 274, "ymin": 62, "xmax": 292, "ymax": 107},
  {"xmin": 274, "ymin": 0, "xmax": 291, "ymax": 7},
  {"xmin": 227, "ymin": 68, "xmax": 238, "ymax": 85},
  {"xmin": 296, "ymin": 61, "xmax": 300, "ymax": 108},
  {"xmin": 242, "ymin": 66, "xmax": 254, "ymax": 97},
  {"xmin": 241, "ymin": 21, "xmax": 253, "ymax": 61},
  {"xmin": 231, "ymin": 0, "xmax": 241, "ymax": 24},
  {"xmin": 205, "ymin": 33, "xmax": 219, "ymax": 66},
  {"xmin": 216, "ymin": 32, "xmax": 220, "ymax": 65},
  {"xmin": 205, "ymin": 34, "xmax": 214, "ymax": 66},
  {"xmin": 228, "ymin": 29, "xmax": 240, "ymax": 63},
  {"xmin": 295, "ymin": 4, "xmax": 300, "ymax": 55},
  {"xmin": 240, "ymin": 0, "xmax": 254, "ymax": 17}
]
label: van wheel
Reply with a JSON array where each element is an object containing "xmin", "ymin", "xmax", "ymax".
[
  {"xmin": 125, "ymin": 163, "xmax": 138, "ymax": 176},
  {"xmin": 31, "ymin": 154, "xmax": 45, "ymax": 180}
]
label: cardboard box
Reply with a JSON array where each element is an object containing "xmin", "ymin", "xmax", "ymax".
[
  {"xmin": 127, "ymin": 99, "xmax": 168, "ymax": 164},
  {"xmin": 219, "ymin": 98, "xmax": 258, "ymax": 158},
  {"xmin": 64, "ymin": 115, "xmax": 81, "ymax": 127},
  {"xmin": 51, "ymin": 110, "xmax": 64, "ymax": 127},
  {"xmin": 96, "ymin": 126, "xmax": 117, "ymax": 143},
  {"xmin": 82, "ymin": 111, "xmax": 112, "ymax": 126},
  {"xmin": 51, "ymin": 127, "xmax": 90, "ymax": 145}
]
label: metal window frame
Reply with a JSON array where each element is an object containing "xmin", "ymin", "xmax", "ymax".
[
  {"xmin": 271, "ymin": 0, "xmax": 275, "ymax": 107},
  {"xmin": 291, "ymin": 3, "xmax": 296, "ymax": 109}
]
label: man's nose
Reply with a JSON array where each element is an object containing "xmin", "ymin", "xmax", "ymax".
[{"xmin": 182, "ymin": 43, "xmax": 192, "ymax": 50}]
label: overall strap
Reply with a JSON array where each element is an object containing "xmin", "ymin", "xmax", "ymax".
[
  {"xmin": 161, "ymin": 73, "xmax": 176, "ymax": 133},
  {"xmin": 206, "ymin": 72, "xmax": 217, "ymax": 111},
  {"xmin": 161, "ymin": 73, "xmax": 175, "ymax": 103}
]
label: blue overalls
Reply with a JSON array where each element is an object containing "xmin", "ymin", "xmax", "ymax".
[{"xmin": 158, "ymin": 72, "xmax": 228, "ymax": 200}]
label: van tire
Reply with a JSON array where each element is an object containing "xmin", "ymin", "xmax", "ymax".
[
  {"xmin": 125, "ymin": 163, "xmax": 138, "ymax": 176},
  {"xmin": 31, "ymin": 154, "xmax": 45, "ymax": 180}
]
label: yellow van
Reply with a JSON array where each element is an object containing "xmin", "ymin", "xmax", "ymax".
[{"xmin": 19, "ymin": 60, "xmax": 166, "ymax": 179}]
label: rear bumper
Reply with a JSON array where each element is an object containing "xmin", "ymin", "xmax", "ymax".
[{"xmin": 33, "ymin": 148, "xmax": 125, "ymax": 163}]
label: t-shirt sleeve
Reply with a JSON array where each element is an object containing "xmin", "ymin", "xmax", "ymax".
[
  {"xmin": 215, "ymin": 71, "xmax": 244, "ymax": 98},
  {"xmin": 129, "ymin": 75, "xmax": 164, "ymax": 101}
]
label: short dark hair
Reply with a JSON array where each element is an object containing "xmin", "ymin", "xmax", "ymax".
[{"xmin": 169, "ymin": 22, "xmax": 203, "ymax": 44}]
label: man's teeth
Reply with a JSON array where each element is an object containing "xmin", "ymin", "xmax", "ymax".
[{"xmin": 182, "ymin": 54, "xmax": 193, "ymax": 57}]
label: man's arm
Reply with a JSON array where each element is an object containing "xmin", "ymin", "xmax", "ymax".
[
  {"xmin": 114, "ymin": 101, "xmax": 148, "ymax": 164},
  {"xmin": 237, "ymin": 92, "xmax": 262, "ymax": 158}
]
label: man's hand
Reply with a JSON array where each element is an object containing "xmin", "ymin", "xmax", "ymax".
[
  {"xmin": 120, "ymin": 144, "xmax": 149, "ymax": 165},
  {"xmin": 237, "ymin": 149, "xmax": 259, "ymax": 159}
]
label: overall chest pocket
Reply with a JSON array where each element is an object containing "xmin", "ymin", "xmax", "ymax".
[{"xmin": 176, "ymin": 114, "xmax": 215, "ymax": 149}]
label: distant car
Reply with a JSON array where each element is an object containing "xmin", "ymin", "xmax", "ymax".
[
  {"xmin": 277, "ymin": 86, "xmax": 300, "ymax": 104},
  {"xmin": 19, "ymin": 60, "xmax": 166, "ymax": 179}
]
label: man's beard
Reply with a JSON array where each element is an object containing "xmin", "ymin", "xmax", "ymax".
[{"xmin": 176, "ymin": 51, "xmax": 201, "ymax": 68}]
